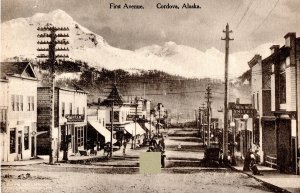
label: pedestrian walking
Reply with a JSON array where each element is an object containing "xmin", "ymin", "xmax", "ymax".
[
  {"xmin": 123, "ymin": 140, "xmax": 127, "ymax": 157},
  {"xmin": 104, "ymin": 142, "xmax": 112, "ymax": 158},
  {"xmin": 158, "ymin": 136, "xmax": 165, "ymax": 151},
  {"xmin": 161, "ymin": 150, "xmax": 166, "ymax": 168}
]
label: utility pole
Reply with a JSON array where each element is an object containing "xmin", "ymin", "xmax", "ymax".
[
  {"xmin": 134, "ymin": 100, "xmax": 138, "ymax": 149},
  {"xmin": 158, "ymin": 109, "xmax": 160, "ymax": 134},
  {"xmin": 143, "ymin": 78, "xmax": 146, "ymax": 99},
  {"xmin": 109, "ymin": 73, "xmax": 118, "ymax": 158},
  {"xmin": 200, "ymin": 103, "xmax": 206, "ymax": 145},
  {"xmin": 198, "ymin": 107, "xmax": 201, "ymax": 136},
  {"xmin": 149, "ymin": 113, "xmax": 152, "ymax": 139},
  {"xmin": 205, "ymin": 85, "xmax": 212, "ymax": 147},
  {"xmin": 195, "ymin": 109, "xmax": 198, "ymax": 131},
  {"xmin": 37, "ymin": 25, "xmax": 69, "ymax": 164},
  {"xmin": 110, "ymin": 98, "xmax": 114, "ymax": 158},
  {"xmin": 221, "ymin": 23, "xmax": 234, "ymax": 160}
]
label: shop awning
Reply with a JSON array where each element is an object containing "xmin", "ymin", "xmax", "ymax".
[
  {"xmin": 124, "ymin": 122, "xmax": 146, "ymax": 136},
  {"xmin": 88, "ymin": 120, "xmax": 116, "ymax": 143},
  {"xmin": 145, "ymin": 123, "xmax": 155, "ymax": 132}
]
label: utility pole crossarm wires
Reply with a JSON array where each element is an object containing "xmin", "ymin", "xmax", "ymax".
[
  {"xmin": 37, "ymin": 25, "xmax": 69, "ymax": 164},
  {"xmin": 221, "ymin": 23, "xmax": 233, "ymax": 161},
  {"xmin": 205, "ymin": 85, "xmax": 212, "ymax": 147}
]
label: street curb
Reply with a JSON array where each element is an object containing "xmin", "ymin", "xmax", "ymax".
[{"xmin": 230, "ymin": 166, "xmax": 291, "ymax": 193}]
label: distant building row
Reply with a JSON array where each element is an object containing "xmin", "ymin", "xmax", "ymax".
[{"xmin": 0, "ymin": 62, "xmax": 165, "ymax": 162}]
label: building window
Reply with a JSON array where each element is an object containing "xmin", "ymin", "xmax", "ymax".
[
  {"xmin": 257, "ymin": 93, "xmax": 259, "ymax": 111},
  {"xmin": 16, "ymin": 95, "xmax": 19, "ymax": 111},
  {"xmin": 10, "ymin": 129, "xmax": 16, "ymax": 153},
  {"xmin": 103, "ymin": 118, "xmax": 105, "ymax": 127},
  {"xmin": 24, "ymin": 126, "xmax": 29, "ymax": 150},
  {"xmin": 279, "ymin": 63, "xmax": 286, "ymax": 104},
  {"xmin": 252, "ymin": 94, "xmax": 255, "ymax": 109},
  {"xmin": 27, "ymin": 96, "xmax": 31, "ymax": 111},
  {"xmin": 83, "ymin": 107, "xmax": 85, "ymax": 116},
  {"xmin": 110, "ymin": 111, "xmax": 119, "ymax": 122},
  {"xmin": 0, "ymin": 109, "xmax": 7, "ymax": 133},
  {"xmin": 31, "ymin": 96, "xmax": 34, "ymax": 111},
  {"xmin": 76, "ymin": 107, "xmax": 79, "ymax": 115},
  {"xmin": 27, "ymin": 96, "xmax": 34, "ymax": 111},
  {"xmin": 77, "ymin": 127, "xmax": 84, "ymax": 147},
  {"xmin": 20, "ymin": 95, "xmax": 23, "ymax": 111},
  {"xmin": 11, "ymin": 95, "xmax": 15, "ymax": 111},
  {"xmin": 62, "ymin": 102, "xmax": 65, "ymax": 117},
  {"xmin": 69, "ymin": 103, "xmax": 72, "ymax": 115}
]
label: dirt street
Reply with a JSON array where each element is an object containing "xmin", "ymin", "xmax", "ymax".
[
  {"xmin": 1, "ymin": 128, "xmax": 274, "ymax": 193},
  {"xmin": 1, "ymin": 169, "xmax": 273, "ymax": 193}
]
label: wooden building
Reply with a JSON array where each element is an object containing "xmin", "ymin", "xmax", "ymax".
[
  {"xmin": 249, "ymin": 32, "xmax": 300, "ymax": 174},
  {"xmin": 37, "ymin": 86, "xmax": 87, "ymax": 158},
  {"xmin": 0, "ymin": 62, "xmax": 38, "ymax": 162}
]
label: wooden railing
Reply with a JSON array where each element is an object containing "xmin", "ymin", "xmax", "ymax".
[{"xmin": 265, "ymin": 155, "xmax": 277, "ymax": 168}]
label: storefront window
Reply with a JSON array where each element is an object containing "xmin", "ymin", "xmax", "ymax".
[
  {"xmin": 10, "ymin": 129, "xmax": 16, "ymax": 153},
  {"xmin": 24, "ymin": 126, "xmax": 29, "ymax": 150},
  {"xmin": 77, "ymin": 127, "xmax": 84, "ymax": 147}
]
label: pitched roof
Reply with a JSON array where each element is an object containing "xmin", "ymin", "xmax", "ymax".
[
  {"xmin": 100, "ymin": 84, "xmax": 124, "ymax": 106},
  {"xmin": 0, "ymin": 62, "xmax": 37, "ymax": 79}
]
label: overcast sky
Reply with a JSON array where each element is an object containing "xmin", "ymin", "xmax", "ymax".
[{"xmin": 1, "ymin": 0, "xmax": 300, "ymax": 52}]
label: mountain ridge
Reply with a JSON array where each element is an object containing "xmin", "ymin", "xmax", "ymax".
[{"xmin": 1, "ymin": 9, "xmax": 275, "ymax": 79}]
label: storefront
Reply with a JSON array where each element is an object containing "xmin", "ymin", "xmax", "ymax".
[
  {"xmin": 87, "ymin": 120, "xmax": 116, "ymax": 150},
  {"xmin": 60, "ymin": 115, "xmax": 87, "ymax": 154},
  {"xmin": 261, "ymin": 117, "xmax": 276, "ymax": 165},
  {"xmin": 275, "ymin": 114, "xmax": 297, "ymax": 173}
]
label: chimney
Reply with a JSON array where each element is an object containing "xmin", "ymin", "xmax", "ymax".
[
  {"xmin": 236, "ymin": 98, "xmax": 240, "ymax": 104},
  {"xmin": 284, "ymin": 32, "xmax": 296, "ymax": 48},
  {"xmin": 270, "ymin": 45, "xmax": 280, "ymax": 54}
]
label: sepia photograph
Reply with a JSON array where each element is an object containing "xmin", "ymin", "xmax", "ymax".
[{"xmin": 1, "ymin": 0, "xmax": 300, "ymax": 192}]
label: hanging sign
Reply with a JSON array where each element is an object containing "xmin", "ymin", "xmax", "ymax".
[{"xmin": 230, "ymin": 104, "xmax": 255, "ymax": 118}]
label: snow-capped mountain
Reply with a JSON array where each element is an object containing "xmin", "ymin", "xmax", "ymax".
[{"xmin": 1, "ymin": 9, "xmax": 274, "ymax": 79}]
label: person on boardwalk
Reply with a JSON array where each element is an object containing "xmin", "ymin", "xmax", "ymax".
[
  {"xmin": 243, "ymin": 149, "xmax": 252, "ymax": 171},
  {"xmin": 123, "ymin": 140, "xmax": 127, "ymax": 157},
  {"xmin": 249, "ymin": 150, "xmax": 263, "ymax": 175},
  {"xmin": 158, "ymin": 136, "xmax": 165, "ymax": 151},
  {"xmin": 104, "ymin": 142, "xmax": 112, "ymax": 158}
]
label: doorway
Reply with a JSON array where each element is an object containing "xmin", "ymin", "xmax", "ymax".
[
  {"xmin": 17, "ymin": 131, "xmax": 22, "ymax": 160},
  {"xmin": 31, "ymin": 136, "xmax": 35, "ymax": 157}
]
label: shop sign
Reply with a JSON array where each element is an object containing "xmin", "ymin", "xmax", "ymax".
[
  {"xmin": 65, "ymin": 114, "xmax": 85, "ymax": 122},
  {"xmin": 230, "ymin": 104, "xmax": 255, "ymax": 118}
]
